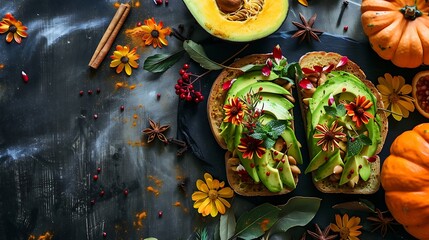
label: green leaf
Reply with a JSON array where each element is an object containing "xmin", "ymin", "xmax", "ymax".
[
  {"xmin": 336, "ymin": 104, "xmax": 346, "ymax": 116},
  {"xmin": 284, "ymin": 62, "xmax": 302, "ymax": 81},
  {"xmin": 240, "ymin": 64, "xmax": 265, "ymax": 72},
  {"xmin": 332, "ymin": 199, "xmax": 376, "ymax": 213},
  {"xmin": 220, "ymin": 209, "xmax": 236, "ymax": 240},
  {"xmin": 346, "ymin": 137, "xmax": 364, "ymax": 157},
  {"xmin": 264, "ymin": 138, "xmax": 276, "ymax": 149},
  {"xmin": 250, "ymin": 132, "xmax": 267, "ymax": 141},
  {"xmin": 359, "ymin": 134, "xmax": 372, "ymax": 145},
  {"xmin": 267, "ymin": 197, "xmax": 321, "ymax": 237},
  {"xmin": 324, "ymin": 105, "xmax": 337, "ymax": 117},
  {"xmin": 143, "ymin": 50, "xmax": 185, "ymax": 73},
  {"xmin": 232, "ymin": 203, "xmax": 281, "ymax": 240},
  {"xmin": 144, "ymin": 238, "xmax": 158, "ymax": 240},
  {"xmin": 183, "ymin": 40, "xmax": 223, "ymax": 70}
]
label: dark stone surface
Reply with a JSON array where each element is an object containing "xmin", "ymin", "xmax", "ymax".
[{"xmin": 0, "ymin": 0, "xmax": 426, "ymax": 239}]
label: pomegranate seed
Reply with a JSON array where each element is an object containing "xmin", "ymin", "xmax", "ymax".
[
  {"xmin": 137, "ymin": 21, "xmax": 142, "ymax": 26},
  {"xmin": 165, "ymin": 0, "xmax": 168, "ymax": 5},
  {"xmin": 99, "ymin": 190, "xmax": 105, "ymax": 197},
  {"xmin": 158, "ymin": 211, "xmax": 163, "ymax": 218},
  {"xmin": 342, "ymin": 88, "xmax": 347, "ymax": 92},
  {"xmin": 102, "ymin": 232, "xmax": 107, "ymax": 238},
  {"xmin": 120, "ymin": 105, "xmax": 125, "ymax": 111},
  {"xmin": 153, "ymin": 0, "xmax": 163, "ymax": 5},
  {"xmin": 96, "ymin": 88, "xmax": 101, "ymax": 94},
  {"xmin": 88, "ymin": 90, "xmax": 93, "ymax": 95},
  {"xmin": 93, "ymin": 114, "xmax": 98, "ymax": 120},
  {"xmin": 343, "ymin": 25, "xmax": 349, "ymax": 31},
  {"xmin": 273, "ymin": 151, "xmax": 278, "ymax": 156},
  {"xmin": 278, "ymin": 167, "xmax": 283, "ymax": 171},
  {"xmin": 79, "ymin": 90, "xmax": 84, "ymax": 96},
  {"xmin": 123, "ymin": 189, "xmax": 129, "ymax": 196},
  {"xmin": 250, "ymin": 163, "xmax": 255, "ymax": 168},
  {"xmin": 21, "ymin": 71, "xmax": 29, "ymax": 83},
  {"xmin": 266, "ymin": 172, "xmax": 270, "ymax": 176},
  {"xmin": 93, "ymin": 175, "xmax": 98, "ymax": 181},
  {"xmin": 97, "ymin": 167, "xmax": 101, "ymax": 173},
  {"xmin": 90, "ymin": 199, "xmax": 96, "ymax": 205},
  {"xmin": 183, "ymin": 64, "xmax": 189, "ymax": 69}
]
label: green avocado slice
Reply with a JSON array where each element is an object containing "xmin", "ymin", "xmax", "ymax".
[
  {"xmin": 226, "ymin": 71, "xmax": 279, "ymax": 103},
  {"xmin": 255, "ymin": 151, "xmax": 283, "ymax": 192},
  {"xmin": 280, "ymin": 127, "xmax": 303, "ymax": 164},
  {"xmin": 235, "ymin": 81, "xmax": 290, "ymax": 98},
  {"xmin": 314, "ymin": 150, "xmax": 344, "ymax": 182},
  {"xmin": 305, "ymin": 149, "xmax": 338, "ymax": 174},
  {"xmin": 237, "ymin": 151, "xmax": 260, "ymax": 183},
  {"xmin": 256, "ymin": 93, "xmax": 293, "ymax": 120},
  {"xmin": 271, "ymin": 150, "xmax": 296, "ymax": 189},
  {"xmin": 339, "ymin": 156, "xmax": 359, "ymax": 185}
]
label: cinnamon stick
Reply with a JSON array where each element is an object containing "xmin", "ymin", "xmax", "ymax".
[{"xmin": 89, "ymin": 3, "xmax": 131, "ymax": 69}]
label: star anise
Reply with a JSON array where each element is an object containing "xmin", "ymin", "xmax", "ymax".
[
  {"xmin": 143, "ymin": 119, "xmax": 170, "ymax": 144},
  {"xmin": 292, "ymin": 13, "xmax": 323, "ymax": 43},
  {"xmin": 367, "ymin": 208, "xmax": 399, "ymax": 238},
  {"xmin": 307, "ymin": 224, "xmax": 337, "ymax": 240}
]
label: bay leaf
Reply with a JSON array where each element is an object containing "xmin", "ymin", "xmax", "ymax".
[
  {"xmin": 332, "ymin": 199, "xmax": 376, "ymax": 213},
  {"xmin": 266, "ymin": 196, "xmax": 321, "ymax": 237},
  {"xmin": 143, "ymin": 50, "xmax": 185, "ymax": 73},
  {"xmin": 183, "ymin": 40, "xmax": 223, "ymax": 70},
  {"xmin": 232, "ymin": 203, "xmax": 280, "ymax": 240},
  {"xmin": 220, "ymin": 209, "xmax": 236, "ymax": 240},
  {"xmin": 144, "ymin": 238, "xmax": 158, "ymax": 240}
]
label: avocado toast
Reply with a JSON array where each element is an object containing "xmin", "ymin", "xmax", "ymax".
[
  {"xmin": 297, "ymin": 51, "xmax": 388, "ymax": 194},
  {"xmin": 207, "ymin": 47, "xmax": 303, "ymax": 196}
]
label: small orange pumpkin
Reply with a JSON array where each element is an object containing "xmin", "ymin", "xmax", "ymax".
[
  {"xmin": 361, "ymin": 0, "xmax": 429, "ymax": 68},
  {"xmin": 381, "ymin": 123, "xmax": 429, "ymax": 239}
]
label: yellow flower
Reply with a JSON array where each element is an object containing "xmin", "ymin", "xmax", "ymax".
[
  {"xmin": 140, "ymin": 17, "xmax": 171, "ymax": 48},
  {"xmin": 330, "ymin": 213, "xmax": 362, "ymax": 240},
  {"xmin": 0, "ymin": 13, "xmax": 28, "ymax": 44},
  {"xmin": 191, "ymin": 173, "xmax": 234, "ymax": 217},
  {"xmin": 377, "ymin": 73, "xmax": 415, "ymax": 121},
  {"xmin": 110, "ymin": 45, "xmax": 139, "ymax": 76}
]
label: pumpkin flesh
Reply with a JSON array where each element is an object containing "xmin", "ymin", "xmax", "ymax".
[
  {"xmin": 361, "ymin": 0, "xmax": 429, "ymax": 68},
  {"xmin": 183, "ymin": 0, "xmax": 289, "ymax": 42},
  {"xmin": 382, "ymin": 123, "xmax": 429, "ymax": 239}
]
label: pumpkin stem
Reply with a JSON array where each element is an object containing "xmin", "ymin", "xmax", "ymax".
[{"xmin": 400, "ymin": 5, "xmax": 422, "ymax": 20}]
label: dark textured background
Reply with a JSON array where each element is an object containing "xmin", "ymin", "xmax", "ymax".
[{"xmin": 0, "ymin": 0, "xmax": 426, "ymax": 239}]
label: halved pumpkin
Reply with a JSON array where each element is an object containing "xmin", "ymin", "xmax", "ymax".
[{"xmin": 183, "ymin": 0, "xmax": 289, "ymax": 42}]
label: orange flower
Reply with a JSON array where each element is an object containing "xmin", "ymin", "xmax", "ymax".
[
  {"xmin": 223, "ymin": 97, "xmax": 246, "ymax": 125},
  {"xmin": 0, "ymin": 13, "xmax": 28, "ymax": 44},
  {"xmin": 237, "ymin": 135, "xmax": 266, "ymax": 159},
  {"xmin": 140, "ymin": 18, "xmax": 171, "ymax": 48},
  {"xmin": 344, "ymin": 95, "xmax": 374, "ymax": 128},
  {"xmin": 191, "ymin": 173, "xmax": 234, "ymax": 217},
  {"xmin": 330, "ymin": 214, "xmax": 362, "ymax": 240},
  {"xmin": 110, "ymin": 45, "xmax": 139, "ymax": 76}
]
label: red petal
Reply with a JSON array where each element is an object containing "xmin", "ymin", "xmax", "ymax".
[
  {"xmin": 365, "ymin": 156, "xmax": 377, "ymax": 163},
  {"xmin": 323, "ymin": 64, "xmax": 335, "ymax": 73},
  {"xmin": 273, "ymin": 45, "xmax": 282, "ymax": 63},
  {"xmin": 261, "ymin": 66, "xmax": 271, "ymax": 76},
  {"xmin": 222, "ymin": 79, "xmax": 236, "ymax": 91},
  {"xmin": 299, "ymin": 78, "xmax": 314, "ymax": 89},
  {"xmin": 302, "ymin": 67, "xmax": 317, "ymax": 74},
  {"xmin": 328, "ymin": 94, "xmax": 334, "ymax": 106},
  {"xmin": 336, "ymin": 56, "xmax": 348, "ymax": 68},
  {"xmin": 313, "ymin": 66, "xmax": 323, "ymax": 73}
]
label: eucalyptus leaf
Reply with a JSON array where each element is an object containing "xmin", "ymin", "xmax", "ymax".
[
  {"xmin": 143, "ymin": 50, "xmax": 185, "ymax": 73},
  {"xmin": 220, "ymin": 209, "xmax": 236, "ymax": 240},
  {"xmin": 183, "ymin": 40, "xmax": 223, "ymax": 70},
  {"xmin": 240, "ymin": 64, "xmax": 265, "ymax": 72},
  {"xmin": 232, "ymin": 203, "xmax": 281, "ymax": 240},
  {"xmin": 266, "ymin": 197, "xmax": 321, "ymax": 238},
  {"xmin": 332, "ymin": 200, "xmax": 376, "ymax": 213}
]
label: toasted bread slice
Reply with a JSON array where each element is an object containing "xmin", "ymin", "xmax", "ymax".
[
  {"xmin": 297, "ymin": 51, "xmax": 388, "ymax": 194},
  {"xmin": 208, "ymin": 54, "xmax": 271, "ymax": 149},
  {"xmin": 207, "ymin": 54, "xmax": 299, "ymax": 196}
]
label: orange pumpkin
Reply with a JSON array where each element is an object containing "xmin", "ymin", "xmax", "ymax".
[
  {"xmin": 381, "ymin": 123, "xmax": 429, "ymax": 239},
  {"xmin": 361, "ymin": 0, "xmax": 429, "ymax": 68}
]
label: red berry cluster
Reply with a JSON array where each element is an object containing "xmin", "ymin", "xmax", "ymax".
[{"xmin": 174, "ymin": 64, "xmax": 204, "ymax": 103}]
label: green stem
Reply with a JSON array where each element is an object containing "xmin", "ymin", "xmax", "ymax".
[{"xmin": 400, "ymin": 4, "xmax": 422, "ymax": 20}]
